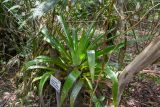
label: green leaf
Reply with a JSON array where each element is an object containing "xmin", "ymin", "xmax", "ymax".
[
  {"xmin": 78, "ymin": 29, "xmax": 87, "ymax": 60},
  {"xmin": 86, "ymin": 23, "xmax": 96, "ymax": 40},
  {"xmin": 96, "ymin": 45, "xmax": 115, "ymax": 57},
  {"xmin": 57, "ymin": 16, "xmax": 81, "ymax": 66},
  {"xmin": 23, "ymin": 55, "xmax": 67, "ymax": 70},
  {"xmin": 70, "ymin": 79, "xmax": 84, "ymax": 107},
  {"xmin": 41, "ymin": 27, "xmax": 71, "ymax": 60},
  {"xmin": 32, "ymin": 76, "xmax": 43, "ymax": 83},
  {"xmin": 8, "ymin": 5, "xmax": 21, "ymax": 11},
  {"xmin": 36, "ymin": 56, "xmax": 67, "ymax": 69},
  {"xmin": 99, "ymin": 96, "xmax": 105, "ymax": 102},
  {"xmin": 39, "ymin": 72, "xmax": 53, "ymax": 97},
  {"xmin": 60, "ymin": 70, "xmax": 81, "ymax": 106},
  {"xmin": 84, "ymin": 27, "xmax": 95, "ymax": 50},
  {"xmin": 27, "ymin": 65, "xmax": 56, "ymax": 71},
  {"xmin": 92, "ymin": 95, "xmax": 103, "ymax": 107},
  {"xmin": 70, "ymin": 28, "xmax": 82, "ymax": 65},
  {"xmin": 84, "ymin": 76, "xmax": 93, "ymax": 90},
  {"xmin": 88, "ymin": 33, "xmax": 105, "ymax": 49},
  {"xmin": 72, "ymin": 28, "xmax": 78, "ymax": 51},
  {"xmin": 57, "ymin": 16, "xmax": 73, "ymax": 49},
  {"xmin": 23, "ymin": 59, "xmax": 39, "ymax": 70},
  {"xmin": 95, "ymin": 102, "xmax": 102, "ymax": 107},
  {"xmin": 88, "ymin": 28, "xmax": 116, "ymax": 50},
  {"xmin": 105, "ymin": 65, "xmax": 118, "ymax": 107},
  {"xmin": 96, "ymin": 43, "xmax": 124, "ymax": 57},
  {"xmin": 79, "ymin": 26, "xmax": 94, "ymax": 54},
  {"xmin": 87, "ymin": 50, "xmax": 95, "ymax": 83},
  {"xmin": 77, "ymin": 24, "xmax": 96, "ymax": 62},
  {"xmin": 71, "ymin": 51, "xmax": 81, "ymax": 65}
]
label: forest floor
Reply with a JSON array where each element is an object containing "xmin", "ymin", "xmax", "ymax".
[
  {"xmin": 0, "ymin": 29, "xmax": 160, "ymax": 107},
  {"xmin": 121, "ymin": 71, "xmax": 160, "ymax": 107},
  {"xmin": 0, "ymin": 68, "xmax": 160, "ymax": 107}
]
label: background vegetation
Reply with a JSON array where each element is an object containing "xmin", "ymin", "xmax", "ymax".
[{"xmin": 0, "ymin": 0, "xmax": 160, "ymax": 107}]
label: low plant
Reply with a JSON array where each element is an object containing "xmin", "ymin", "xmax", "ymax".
[{"xmin": 23, "ymin": 15, "xmax": 124, "ymax": 107}]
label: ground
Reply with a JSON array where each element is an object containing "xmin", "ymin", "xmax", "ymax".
[{"xmin": 0, "ymin": 69, "xmax": 160, "ymax": 107}]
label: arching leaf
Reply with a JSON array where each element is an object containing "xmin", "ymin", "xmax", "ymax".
[
  {"xmin": 60, "ymin": 70, "xmax": 81, "ymax": 106},
  {"xmin": 41, "ymin": 27, "xmax": 71, "ymax": 61},
  {"xmin": 39, "ymin": 71, "xmax": 54, "ymax": 98},
  {"xmin": 105, "ymin": 65, "xmax": 118, "ymax": 107},
  {"xmin": 70, "ymin": 79, "xmax": 84, "ymax": 107},
  {"xmin": 23, "ymin": 55, "xmax": 67, "ymax": 70}
]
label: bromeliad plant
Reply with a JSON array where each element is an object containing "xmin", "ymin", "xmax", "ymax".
[{"xmin": 23, "ymin": 15, "xmax": 123, "ymax": 107}]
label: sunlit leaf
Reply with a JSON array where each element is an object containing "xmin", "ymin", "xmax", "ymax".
[
  {"xmin": 70, "ymin": 28, "xmax": 81, "ymax": 65},
  {"xmin": 2, "ymin": 0, "xmax": 11, "ymax": 3},
  {"xmin": 84, "ymin": 76, "xmax": 93, "ymax": 90},
  {"xmin": 39, "ymin": 71, "xmax": 54, "ymax": 97},
  {"xmin": 78, "ymin": 29, "xmax": 88, "ymax": 60},
  {"xmin": 87, "ymin": 50, "xmax": 95, "ymax": 83},
  {"xmin": 27, "ymin": 65, "xmax": 56, "ymax": 71},
  {"xmin": 105, "ymin": 65, "xmax": 118, "ymax": 107},
  {"xmin": 23, "ymin": 55, "xmax": 67, "ymax": 70},
  {"xmin": 8, "ymin": 5, "xmax": 21, "ymax": 11},
  {"xmin": 31, "ymin": 0, "xmax": 59, "ymax": 18},
  {"xmin": 32, "ymin": 76, "xmax": 43, "ymax": 83},
  {"xmin": 70, "ymin": 79, "xmax": 84, "ymax": 107},
  {"xmin": 60, "ymin": 70, "xmax": 81, "ymax": 106},
  {"xmin": 57, "ymin": 16, "xmax": 81, "ymax": 66}
]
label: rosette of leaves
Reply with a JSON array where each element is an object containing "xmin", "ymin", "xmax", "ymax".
[{"xmin": 24, "ymin": 15, "xmax": 124, "ymax": 107}]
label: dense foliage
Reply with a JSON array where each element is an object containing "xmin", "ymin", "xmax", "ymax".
[{"xmin": 0, "ymin": 0, "xmax": 160, "ymax": 107}]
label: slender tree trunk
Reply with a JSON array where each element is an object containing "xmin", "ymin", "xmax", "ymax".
[
  {"xmin": 117, "ymin": 37, "xmax": 160, "ymax": 107},
  {"xmin": 116, "ymin": 0, "xmax": 128, "ymax": 70}
]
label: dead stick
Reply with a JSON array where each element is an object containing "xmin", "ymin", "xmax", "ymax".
[{"xmin": 116, "ymin": 36, "xmax": 160, "ymax": 107}]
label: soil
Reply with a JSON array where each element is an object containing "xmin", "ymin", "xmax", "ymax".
[{"xmin": 121, "ymin": 73, "xmax": 160, "ymax": 107}]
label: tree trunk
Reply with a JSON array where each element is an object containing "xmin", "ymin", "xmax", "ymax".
[
  {"xmin": 117, "ymin": 36, "xmax": 160, "ymax": 107},
  {"xmin": 115, "ymin": 0, "xmax": 128, "ymax": 70}
]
